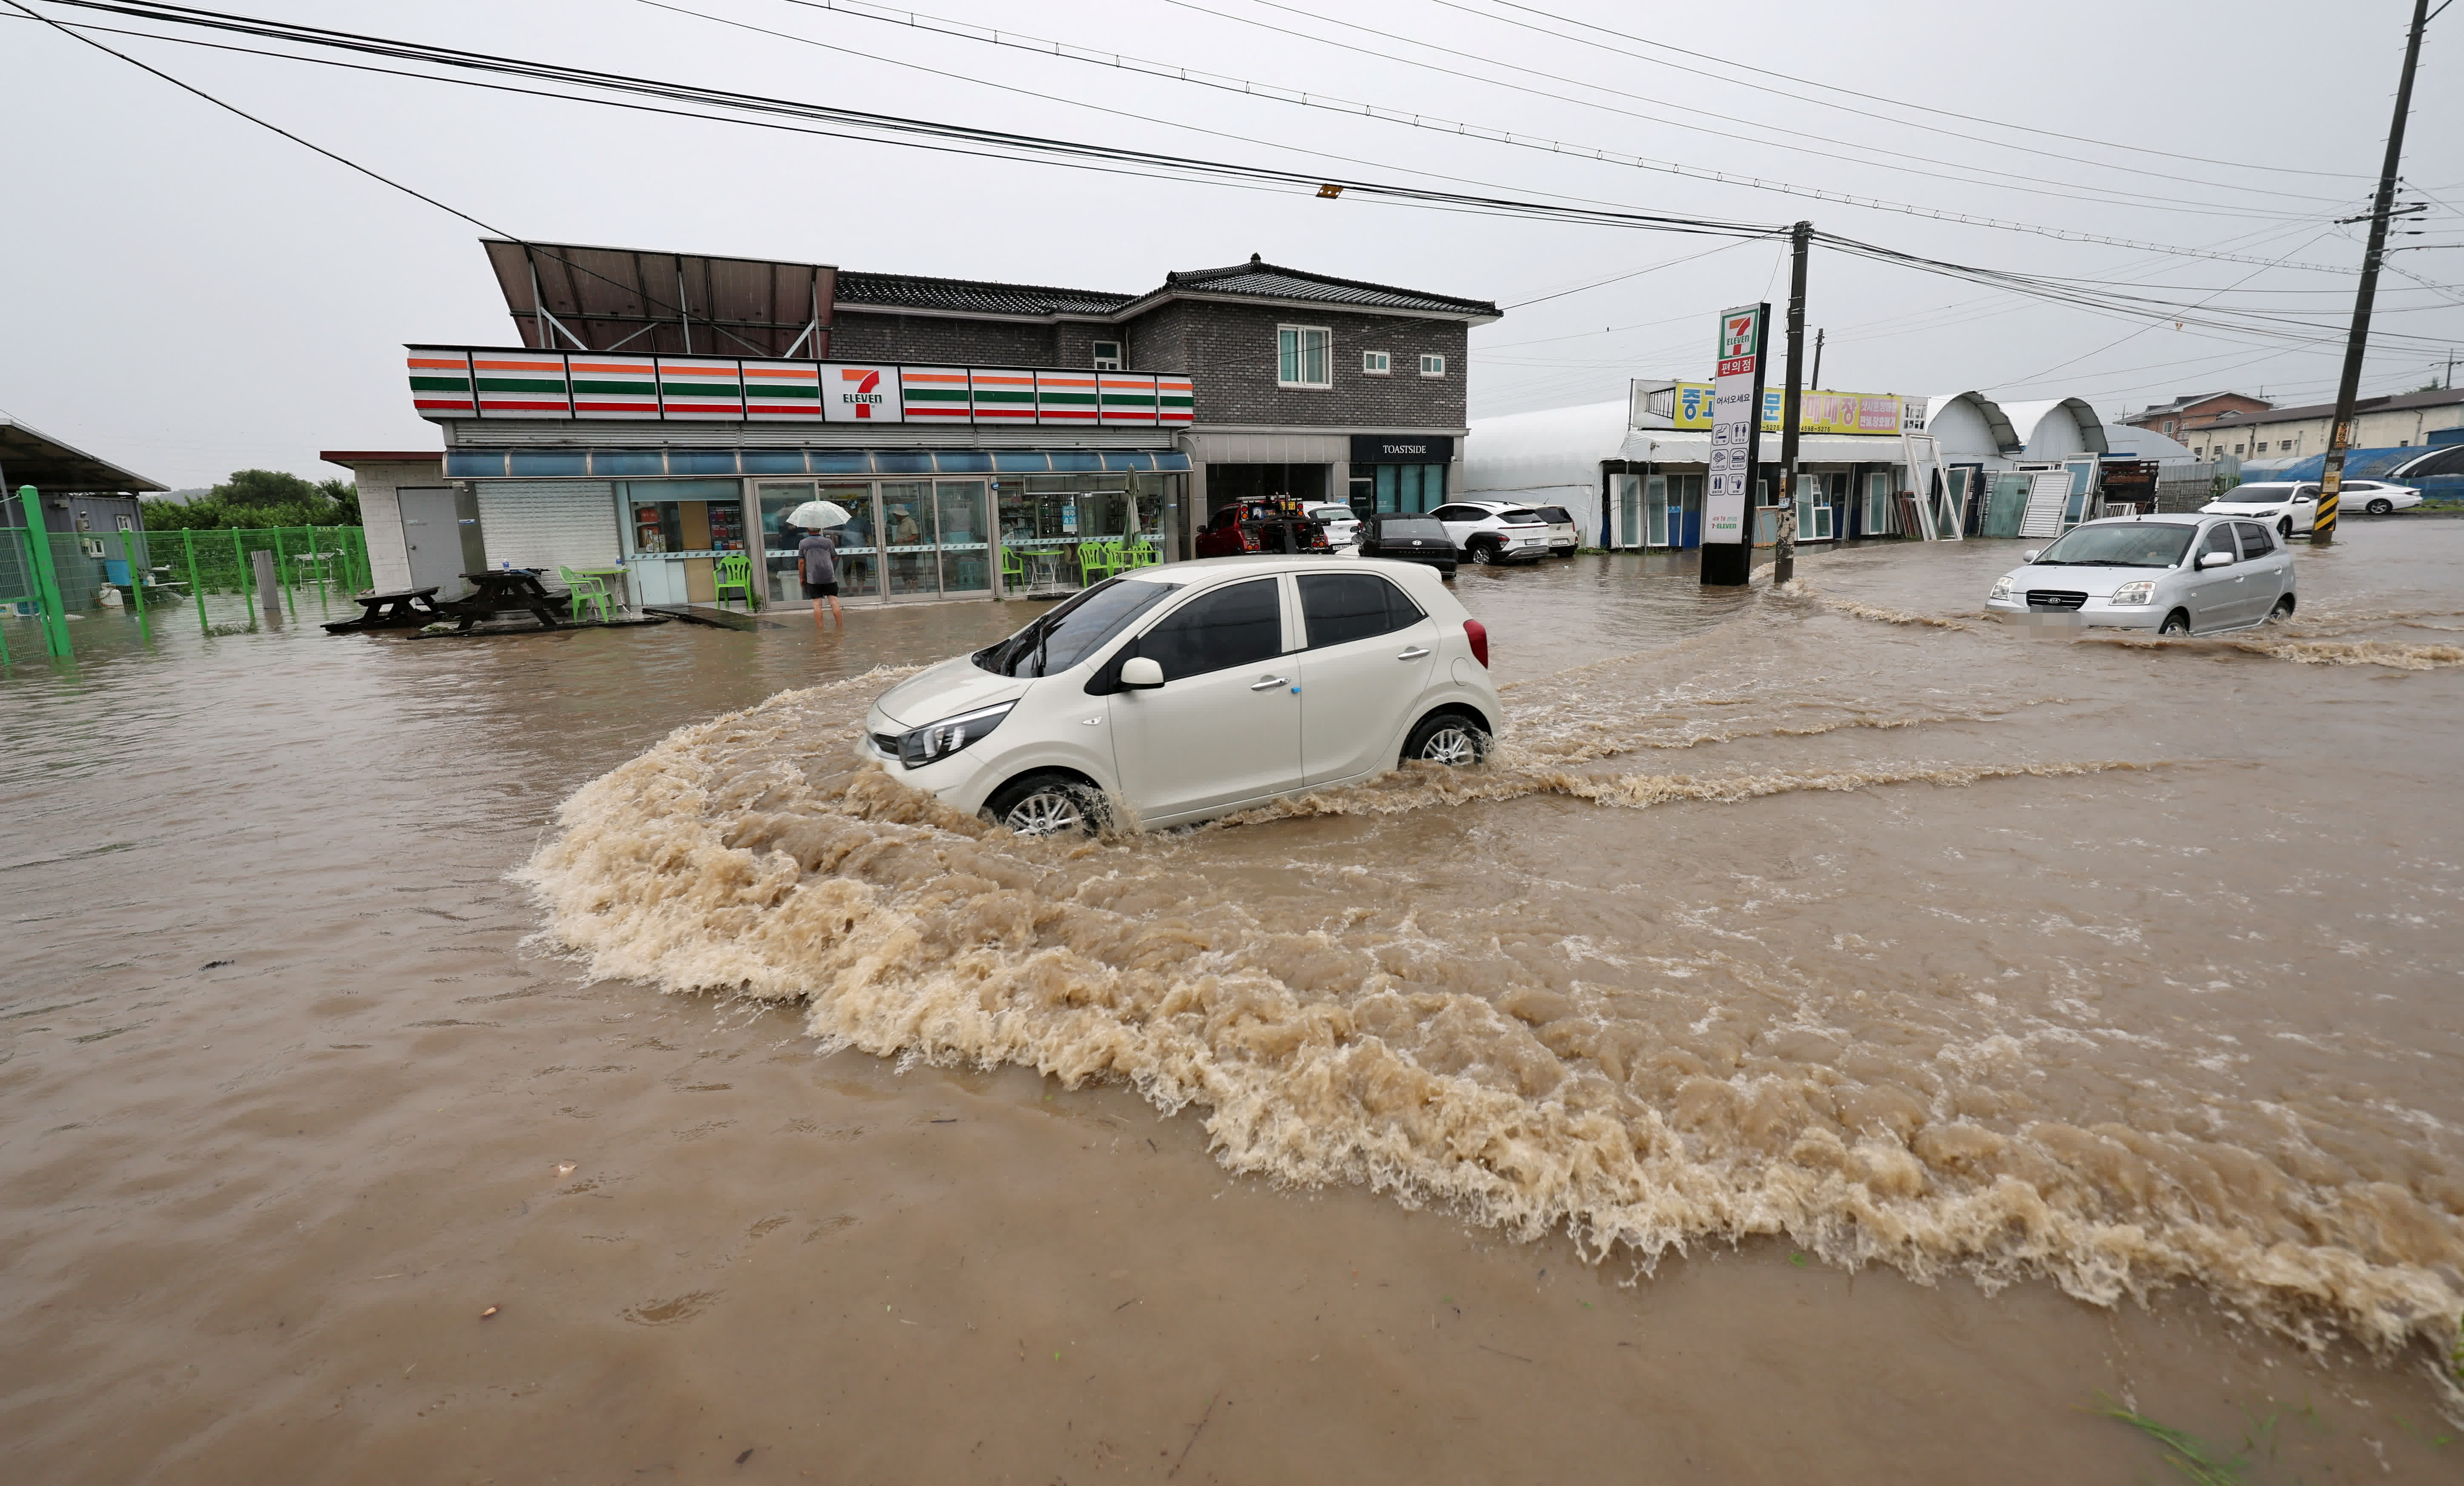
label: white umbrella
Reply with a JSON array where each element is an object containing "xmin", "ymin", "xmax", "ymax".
[{"xmin": 786, "ymin": 500, "xmax": 851, "ymax": 529}]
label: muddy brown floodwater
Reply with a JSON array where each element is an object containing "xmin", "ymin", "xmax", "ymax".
[{"xmin": 6, "ymin": 523, "xmax": 2463, "ymax": 1483}]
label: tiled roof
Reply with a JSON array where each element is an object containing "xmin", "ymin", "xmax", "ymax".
[
  {"xmin": 834, "ymin": 271, "xmax": 1135, "ymax": 317},
  {"xmin": 1160, "ymin": 257, "xmax": 1499, "ymax": 316},
  {"xmin": 2204, "ymin": 386, "xmax": 2464, "ymax": 426},
  {"xmin": 2133, "ymin": 390, "xmax": 2266, "ymax": 417}
]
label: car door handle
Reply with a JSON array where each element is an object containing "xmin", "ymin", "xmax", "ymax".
[
  {"xmin": 1395, "ymin": 646, "xmax": 1431, "ymax": 660},
  {"xmin": 1250, "ymin": 676, "xmax": 1289, "ymax": 691}
]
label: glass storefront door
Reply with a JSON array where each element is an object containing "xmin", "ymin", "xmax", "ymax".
[{"xmin": 935, "ymin": 480, "xmax": 991, "ymax": 597}]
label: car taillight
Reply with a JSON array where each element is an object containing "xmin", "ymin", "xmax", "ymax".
[
  {"xmin": 1464, "ymin": 618, "xmax": 1488, "ymax": 668},
  {"xmin": 1241, "ymin": 529, "xmax": 1261, "ymax": 552}
]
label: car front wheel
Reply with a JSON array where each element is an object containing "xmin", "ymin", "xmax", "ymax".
[
  {"xmin": 2277, "ymin": 517, "xmax": 2293, "ymax": 537},
  {"xmin": 2367, "ymin": 498, "xmax": 2393, "ymax": 515},
  {"xmin": 1403, "ymin": 712, "xmax": 1490, "ymax": 767},
  {"xmin": 2159, "ymin": 609, "xmax": 2192, "ymax": 636},
  {"xmin": 983, "ymin": 772, "xmax": 1106, "ymax": 837}
]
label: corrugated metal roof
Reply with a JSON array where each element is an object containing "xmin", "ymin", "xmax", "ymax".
[
  {"xmin": 484, "ymin": 239, "xmax": 834, "ymax": 357},
  {"xmin": 1163, "ymin": 258, "xmax": 1500, "ymax": 316},
  {"xmin": 833, "ymin": 272, "xmax": 1134, "ymax": 317},
  {"xmin": 0, "ymin": 417, "xmax": 165, "ymax": 494}
]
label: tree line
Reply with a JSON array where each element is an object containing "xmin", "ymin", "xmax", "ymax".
[{"xmin": 140, "ymin": 469, "xmax": 362, "ymax": 530}]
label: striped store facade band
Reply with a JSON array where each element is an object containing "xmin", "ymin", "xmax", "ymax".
[
  {"xmin": 1156, "ymin": 375, "xmax": 1195, "ymax": 426},
  {"xmin": 407, "ymin": 349, "xmax": 476, "ymax": 416},
  {"xmin": 409, "ymin": 349, "xmax": 1201, "ymax": 429},
  {"xmin": 970, "ymin": 369, "xmax": 1037, "ymax": 422},
  {"xmin": 566, "ymin": 354, "xmax": 661, "ymax": 418},
  {"xmin": 1098, "ymin": 374, "xmax": 1159, "ymax": 426},
  {"xmin": 902, "ymin": 368, "xmax": 972, "ymax": 421},
  {"xmin": 740, "ymin": 360, "xmax": 821, "ymax": 418},
  {"xmin": 657, "ymin": 357, "xmax": 746, "ymax": 420},
  {"xmin": 1035, "ymin": 371, "xmax": 1100, "ymax": 424},
  {"xmin": 471, "ymin": 351, "xmax": 570, "ymax": 418}
]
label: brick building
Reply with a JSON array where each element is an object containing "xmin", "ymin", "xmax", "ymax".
[
  {"xmin": 2122, "ymin": 391, "xmax": 2272, "ymax": 444},
  {"xmin": 369, "ymin": 240, "xmax": 1496, "ymax": 607}
]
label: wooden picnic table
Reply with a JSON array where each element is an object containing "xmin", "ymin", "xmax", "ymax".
[
  {"xmin": 438, "ymin": 569, "xmax": 565, "ymax": 631},
  {"xmin": 323, "ymin": 586, "xmax": 447, "ymax": 633}
]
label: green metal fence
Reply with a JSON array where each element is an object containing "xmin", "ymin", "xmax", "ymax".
[{"xmin": 2, "ymin": 490, "xmax": 370, "ymax": 664}]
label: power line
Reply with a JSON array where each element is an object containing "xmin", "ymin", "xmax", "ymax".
[{"xmin": 1448, "ymin": 0, "xmax": 2374, "ymax": 183}]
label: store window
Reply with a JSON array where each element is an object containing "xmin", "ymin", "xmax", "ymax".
[
  {"xmin": 1346, "ymin": 463, "xmax": 1446, "ymax": 515},
  {"xmin": 996, "ymin": 472, "xmax": 1169, "ymax": 597},
  {"xmin": 1278, "ymin": 326, "xmax": 1332, "ymax": 388},
  {"xmin": 1420, "ymin": 354, "xmax": 1446, "ymax": 377},
  {"xmin": 1092, "ymin": 340, "xmax": 1123, "ymax": 370},
  {"xmin": 1362, "ymin": 351, "xmax": 1391, "ymax": 375},
  {"xmin": 617, "ymin": 478, "xmax": 750, "ymax": 605}
]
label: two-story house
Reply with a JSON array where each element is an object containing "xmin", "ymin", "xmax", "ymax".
[
  {"xmin": 371, "ymin": 240, "xmax": 1497, "ymax": 608},
  {"xmin": 2122, "ymin": 391, "xmax": 2272, "ymax": 446}
]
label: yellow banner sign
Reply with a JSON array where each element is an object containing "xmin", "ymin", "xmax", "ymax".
[{"xmin": 1669, "ymin": 383, "xmax": 1912, "ymax": 434}]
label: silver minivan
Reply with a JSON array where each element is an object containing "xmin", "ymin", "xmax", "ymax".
[{"xmin": 1984, "ymin": 514, "xmax": 2295, "ymax": 634}]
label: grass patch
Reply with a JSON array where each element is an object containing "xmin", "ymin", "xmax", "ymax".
[{"xmin": 2097, "ymin": 1400, "xmax": 2255, "ymax": 1485}]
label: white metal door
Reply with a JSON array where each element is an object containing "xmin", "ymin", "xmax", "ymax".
[{"xmin": 396, "ymin": 488, "xmax": 466, "ymax": 597}]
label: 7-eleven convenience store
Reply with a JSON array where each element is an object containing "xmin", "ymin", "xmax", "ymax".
[{"xmin": 362, "ymin": 240, "xmax": 1495, "ymax": 607}]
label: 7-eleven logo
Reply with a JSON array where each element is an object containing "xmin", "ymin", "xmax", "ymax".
[
  {"xmin": 1720, "ymin": 311, "xmax": 1759, "ymax": 361},
  {"xmin": 840, "ymin": 367, "xmax": 885, "ymax": 417}
]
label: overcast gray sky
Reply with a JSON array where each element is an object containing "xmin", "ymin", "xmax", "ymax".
[{"xmin": 3, "ymin": 0, "xmax": 2459, "ymax": 489}]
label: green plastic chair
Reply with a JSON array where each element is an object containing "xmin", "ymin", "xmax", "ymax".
[
  {"xmin": 558, "ymin": 565, "xmax": 612, "ymax": 623},
  {"xmin": 1078, "ymin": 540, "xmax": 1121, "ymax": 583},
  {"xmin": 713, "ymin": 551, "xmax": 754, "ymax": 609},
  {"xmin": 1122, "ymin": 538, "xmax": 1160, "ymax": 569},
  {"xmin": 1000, "ymin": 546, "xmax": 1026, "ymax": 592}
]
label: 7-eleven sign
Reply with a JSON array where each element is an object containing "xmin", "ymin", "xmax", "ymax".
[
  {"xmin": 1716, "ymin": 307, "xmax": 1762, "ymax": 376},
  {"xmin": 821, "ymin": 363, "xmax": 903, "ymax": 422}
]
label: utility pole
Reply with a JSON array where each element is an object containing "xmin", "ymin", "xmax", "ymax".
[
  {"xmin": 2316, "ymin": 0, "xmax": 2433, "ymax": 547},
  {"xmin": 1773, "ymin": 220, "xmax": 1810, "ymax": 585},
  {"xmin": 1809, "ymin": 327, "xmax": 1826, "ymax": 392}
]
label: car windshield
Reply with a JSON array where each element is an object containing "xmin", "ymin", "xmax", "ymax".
[
  {"xmin": 2214, "ymin": 486, "xmax": 2293, "ymax": 504},
  {"xmin": 1375, "ymin": 517, "xmax": 1447, "ymax": 540},
  {"xmin": 2032, "ymin": 523, "xmax": 2196, "ymax": 568},
  {"xmin": 971, "ymin": 577, "xmax": 1181, "ymax": 676}
]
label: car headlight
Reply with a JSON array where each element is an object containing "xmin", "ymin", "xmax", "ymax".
[
  {"xmin": 1989, "ymin": 575, "xmax": 2015, "ymax": 602},
  {"xmin": 2106, "ymin": 581, "xmax": 2155, "ymax": 606},
  {"xmin": 898, "ymin": 700, "xmax": 1015, "ymax": 767}
]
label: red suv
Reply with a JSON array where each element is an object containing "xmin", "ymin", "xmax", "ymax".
[{"xmin": 1195, "ymin": 498, "xmax": 1333, "ymax": 558}]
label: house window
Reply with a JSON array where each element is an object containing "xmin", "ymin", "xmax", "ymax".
[
  {"xmin": 1420, "ymin": 354, "xmax": 1446, "ymax": 378},
  {"xmin": 2234, "ymin": 444, "xmax": 2245, "ymax": 454},
  {"xmin": 1278, "ymin": 326, "xmax": 1331, "ymax": 388},
  {"xmin": 117, "ymin": 514, "xmax": 135, "ymax": 532},
  {"xmin": 2255, "ymin": 442, "xmax": 2268, "ymax": 453},
  {"xmin": 1092, "ymin": 340, "xmax": 1123, "ymax": 371},
  {"xmin": 1362, "ymin": 350, "xmax": 1391, "ymax": 375}
]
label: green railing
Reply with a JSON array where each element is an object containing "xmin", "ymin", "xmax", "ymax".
[{"xmin": 2, "ymin": 490, "xmax": 371, "ymax": 664}]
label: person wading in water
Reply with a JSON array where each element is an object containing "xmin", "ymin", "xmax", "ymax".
[{"xmin": 796, "ymin": 523, "xmax": 844, "ymax": 630}]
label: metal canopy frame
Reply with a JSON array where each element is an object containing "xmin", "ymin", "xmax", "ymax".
[
  {"xmin": 483, "ymin": 239, "xmax": 835, "ymax": 360},
  {"xmin": 0, "ymin": 417, "xmax": 166, "ymax": 496}
]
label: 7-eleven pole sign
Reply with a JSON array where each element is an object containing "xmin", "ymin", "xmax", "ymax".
[
  {"xmin": 1702, "ymin": 303, "xmax": 1768, "ymax": 547},
  {"xmin": 822, "ymin": 364, "xmax": 903, "ymax": 422}
]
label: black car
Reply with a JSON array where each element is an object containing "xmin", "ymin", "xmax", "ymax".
[{"xmin": 1356, "ymin": 514, "xmax": 1457, "ymax": 578}]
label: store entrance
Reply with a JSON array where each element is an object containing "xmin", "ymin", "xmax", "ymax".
[{"xmin": 753, "ymin": 479, "xmax": 991, "ymax": 605}]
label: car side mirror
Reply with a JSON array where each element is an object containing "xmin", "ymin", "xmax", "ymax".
[
  {"xmin": 2020, "ymin": 549, "xmax": 2040, "ymax": 563},
  {"xmin": 2199, "ymin": 550, "xmax": 2235, "ymax": 569},
  {"xmin": 1119, "ymin": 656, "xmax": 1165, "ymax": 689}
]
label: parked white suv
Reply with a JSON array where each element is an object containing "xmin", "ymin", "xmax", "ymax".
[
  {"xmin": 865, "ymin": 557, "xmax": 1502, "ymax": 834},
  {"xmin": 1429, "ymin": 501, "xmax": 1553, "ymax": 565}
]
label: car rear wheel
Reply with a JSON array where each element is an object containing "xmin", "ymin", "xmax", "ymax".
[
  {"xmin": 1467, "ymin": 540, "xmax": 1498, "ymax": 566},
  {"xmin": 1403, "ymin": 712, "xmax": 1490, "ymax": 768},
  {"xmin": 2159, "ymin": 609, "xmax": 2192, "ymax": 636},
  {"xmin": 2367, "ymin": 498, "xmax": 2393, "ymax": 515},
  {"xmin": 983, "ymin": 772, "xmax": 1106, "ymax": 838},
  {"xmin": 2266, "ymin": 595, "xmax": 2295, "ymax": 623}
]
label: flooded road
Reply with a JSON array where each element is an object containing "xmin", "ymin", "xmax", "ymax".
[{"xmin": 6, "ymin": 523, "xmax": 2462, "ymax": 1482}]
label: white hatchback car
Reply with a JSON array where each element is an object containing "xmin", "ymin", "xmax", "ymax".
[
  {"xmin": 865, "ymin": 557, "xmax": 1503, "ymax": 834},
  {"xmin": 1984, "ymin": 513, "xmax": 2295, "ymax": 635},
  {"xmin": 1305, "ymin": 502, "xmax": 1362, "ymax": 547},
  {"xmin": 2336, "ymin": 479, "xmax": 2423, "ymax": 515}
]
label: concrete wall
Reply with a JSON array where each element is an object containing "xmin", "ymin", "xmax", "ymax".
[{"xmin": 343, "ymin": 460, "xmax": 444, "ymax": 592}]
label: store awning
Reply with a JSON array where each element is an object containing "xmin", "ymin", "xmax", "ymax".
[
  {"xmin": 0, "ymin": 416, "xmax": 166, "ymax": 494},
  {"xmin": 1616, "ymin": 432, "xmax": 1910, "ymax": 465},
  {"xmin": 443, "ymin": 448, "xmax": 1192, "ymax": 479}
]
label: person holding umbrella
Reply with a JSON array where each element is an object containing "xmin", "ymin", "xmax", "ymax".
[{"xmin": 787, "ymin": 498, "xmax": 850, "ymax": 630}]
